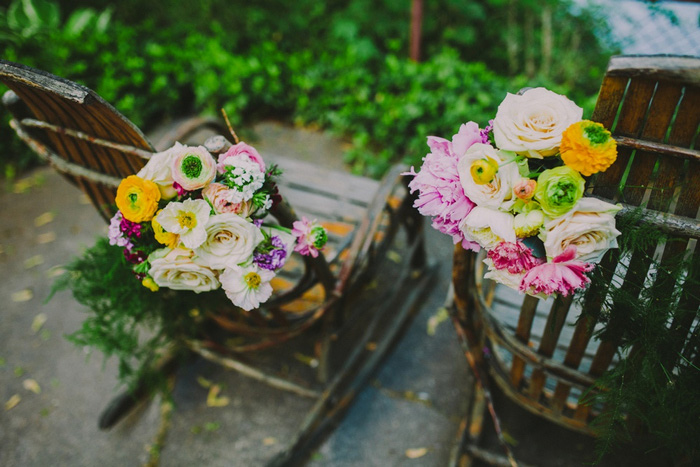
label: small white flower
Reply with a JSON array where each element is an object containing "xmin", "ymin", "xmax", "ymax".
[
  {"xmin": 219, "ymin": 157, "xmax": 266, "ymax": 203},
  {"xmin": 149, "ymin": 247, "xmax": 220, "ymax": 293},
  {"xmin": 194, "ymin": 213, "xmax": 264, "ymax": 270},
  {"xmin": 459, "ymin": 206, "xmax": 516, "ymax": 250},
  {"xmin": 156, "ymin": 199, "xmax": 211, "ymax": 249},
  {"xmin": 220, "ymin": 264, "xmax": 275, "ymax": 311}
]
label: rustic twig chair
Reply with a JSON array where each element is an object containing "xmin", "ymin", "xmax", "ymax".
[
  {"xmin": 449, "ymin": 55, "xmax": 700, "ymax": 466},
  {"xmin": 0, "ymin": 59, "xmax": 435, "ymax": 465}
]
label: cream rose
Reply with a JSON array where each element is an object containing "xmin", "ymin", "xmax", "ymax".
[
  {"xmin": 149, "ymin": 247, "xmax": 220, "ymax": 292},
  {"xmin": 459, "ymin": 206, "xmax": 516, "ymax": 250},
  {"xmin": 202, "ymin": 182, "xmax": 253, "ymax": 216},
  {"xmin": 194, "ymin": 213, "xmax": 264, "ymax": 269},
  {"xmin": 137, "ymin": 143, "xmax": 182, "ymax": 200},
  {"xmin": 457, "ymin": 143, "xmax": 521, "ymax": 211},
  {"xmin": 493, "ymin": 88, "xmax": 583, "ymax": 158},
  {"xmin": 540, "ymin": 197, "xmax": 621, "ymax": 263}
]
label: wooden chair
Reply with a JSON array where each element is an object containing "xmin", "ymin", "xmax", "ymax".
[
  {"xmin": 0, "ymin": 59, "xmax": 436, "ymax": 466},
  {"xmin": 449, "ymin": 55, "xmax": 700, "ymax": 466}
]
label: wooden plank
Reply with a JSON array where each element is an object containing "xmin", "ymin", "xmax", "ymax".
[
  {"xmin": 509, "ymin": 295, "xmax": 538, "ymax": 388},
  {"xmin": 606, "ymin": 55, "xmax": 700, "ymax": 84}
]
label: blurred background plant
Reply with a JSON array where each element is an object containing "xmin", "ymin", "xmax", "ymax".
[{"xmin": 0, "ymin": 0, "xmax": 620, "ymax": 179}]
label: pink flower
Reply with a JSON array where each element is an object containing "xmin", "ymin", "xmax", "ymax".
[
  {"xmin": 202, "ymin": 182, "xmax": 252, "ymax": 216},
  {"xmin": 217, "ymin": 142, "xmax": 266, "ymax": 174},
  {"xmin": 292, "ymin": 217, "xmax": 327, "ymax": 257},
  {"xmin": 487, "ymin": 241, "xmax": 543, "ymax": 274},
  {"xmin": 519, "ymin": 246, "xmax": 594, "ymax": 297},
  {"xmin": 405, "ymin": 125, "xmax": 484, "ymax": 252},
  {"xmin": 513, "ymin": 179, "xmax": 537, "ymax": 200}
]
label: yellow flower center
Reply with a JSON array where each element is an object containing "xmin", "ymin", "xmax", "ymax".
[
  {"xmin": 177, "ymin": 211, "xmax": 197, "ymax": 229},
  {"xmin": 244, "ymin": 272, "xmax": 262, "ymax": 289}
]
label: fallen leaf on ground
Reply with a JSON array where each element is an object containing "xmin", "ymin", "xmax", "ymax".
[
  {"xmin": 206, "ymin": 384, "xmax": 229, "ymax": 407},
  {"xmin": 294, "ymin": 352, "xmax": 319, "ymax": 368},
  {"xmin": 37, "ymin": 232, "xmax": 56, "ymax": 244},
  {"xmin": 204, "ymin": 421, "xmax": 220, "ymax": 432},
  {"xmin": 5, "ymin": 394, "xmax": 21, "ymax": 410},
  {"xmin": 34, "ymin": 212, "xmax": 55, "ymax": 227},
  {"xmin": 0, "ymin": 357, "xmax": 5, "ymax": 367},
  {"xmin": 79, "ymin": 194, "xmax": 91, "ymax": 205},
  {"xmin": 12, "ymin": 289, "xmax": 33, "ymax": 303},
  {"xmin": 426, "ymin": 307, "xmax": 450, "ymax": 336},
  {"xmin": 24, "ymin": 255, "xmax": 45, "ymax": 269},
  {"xmin": 14, "ymin": 367, "xmax": 25, "ymax": 377},
  {"xmin": 196, "ymin": 375, "xmax": 212, "ymax": 388},
  {"xmin": 365, "ymin": 342, "xmax": 377, "ymax": 351},
  {"xmin": 387, "ymin": 250, "xmax": 402, "ymax": 264},
  {"xmin": 31, "ymin": 313, "xmax": 47, "ymax": 333},
  {"xmin": 23, "ymin": 379, "xmax": 41, "ymax": 394},
  {"xmin": 263, "ymin": 437, "xmax": 277, "ymax": 446},
  {"xmin": 405, "ymin": 447, "xmax": 428, "ymax": 459},
  {"xmin": 46, "ymin": 267, "xmax": 66, "ymax": 279}
]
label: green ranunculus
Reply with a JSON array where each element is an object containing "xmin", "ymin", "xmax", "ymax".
[{"xmin": 534, "ymin": 166, "xmax": 585, "ymax": 218}]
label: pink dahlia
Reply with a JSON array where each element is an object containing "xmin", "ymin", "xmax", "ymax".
[
  {"xmin": 519, "ymin": 246, "xmax": 594, "ymax": 297},
  {"xmin": 405, "ymin": 122, "xmax": 485, "ymax": 251},
  {"xmin": 487, "ymin": 241, "xmax": 543, "ymax": 274}
]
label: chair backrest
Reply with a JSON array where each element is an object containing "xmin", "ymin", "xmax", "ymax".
[
  {"xmin": 452, "ymin": 54, "xmax": 700, "ymax": 433},
  {"xmin": 0, "ymin": 60, "xmax": 153, "ymax": 221}
]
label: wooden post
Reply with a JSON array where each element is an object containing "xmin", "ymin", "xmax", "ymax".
[{"xmin": 410, "ymin": 0, "xmax": 423, "ymax": 62}]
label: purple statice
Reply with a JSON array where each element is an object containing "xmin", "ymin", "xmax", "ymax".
[
  {"xmin": 108, "ymin": 212, "xmax": 132, "ymax": 248},
  {"xmin": 480, "ymin": 119, "xmax": 494, "ymax": 144},
  {"xmin": 253, "ymin": 236, "xmax": 287, "ymax": 271}
]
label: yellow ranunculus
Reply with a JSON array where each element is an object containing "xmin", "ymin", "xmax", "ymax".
[
  {"xmin": 142, "ymin": 277, "xmax": 159, "ymax": 292},
  {"xmin": 115, "ymin": 175, "xmax": 161, "ymax": 223},
  {"xmin": 560, "ymin": 120, "xmax": 617, "ymax": 176},
  {"xmin": 469, "ymin": 157, "xmax": 499, "ymax": 185},
  {"xmin": 152, "ymin": 212, "xmax": 180, "ymax": 249}
]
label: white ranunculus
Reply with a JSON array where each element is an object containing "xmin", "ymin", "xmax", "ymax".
[
  {"xmin": 457, "ymin": 143, "xmax": 521, "ymax": 211},
  {"xmin": 137, "ymin": 143, "xmax": 183, "ymax": 200},
  {"xmin": 483, "ymin": 258, "xmax": 525, "ymax": 290},
  {"xmin": 459, "ymin": 206, "xmax": 516, "ymax": 250},
  {"xmin": 194, "ymin": 213, "xmax": 264, "ymax": 269},
  {"xmin": 156, "ymin": 198, "xmax": 212, "ymax": 250},
  {"xmin": 540, "ymin": 197, "xmax": 622, "ymax": 263},
  {"xmin": 149, "ymin": 247, "xmax": 220, "ymax": 292},
  {"xmin": 171, "ymin": 144, "xmax": 217, "ymax": 191},
  {"xmin": 493, "ymin": 88, "xmax": 583, "ymax": 158}
]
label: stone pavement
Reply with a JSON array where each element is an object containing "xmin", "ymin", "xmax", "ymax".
[{"xmin": 0, "ymin": 120, "xmax": 631, "ymax": 467}]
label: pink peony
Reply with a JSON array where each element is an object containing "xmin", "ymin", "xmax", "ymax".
[
  {"xmin": 487, "ymin": 241, "xmax": 543, "ymax": 274},
  {"xmin": 217, "ymin": 142, "xmax": 266, "ymax": 174},
  {"xmin": 405, "ymin": 123, "xmax": 485, "ymax": 251},
  {"xmin": 519, "ymin": 246, "xmax": 594, "ymax": 297}
]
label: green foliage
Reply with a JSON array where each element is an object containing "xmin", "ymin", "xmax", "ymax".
[
  {"xmin": 50, "ymin": 238, "xmax": 225, "ymax": 390},
  {"xmin": 581, "ymin": 212, "xmax": 700, "ymax": 463},
  {"xmin": 0, "ymin": 0, "xmax": 616, "ymax": 179}
]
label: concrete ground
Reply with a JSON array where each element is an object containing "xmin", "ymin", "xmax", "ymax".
[{"xmin": 0, "ymin": 120, "xmax": 646, "ymax": 466}]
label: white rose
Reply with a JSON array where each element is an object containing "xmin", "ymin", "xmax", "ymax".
[
  {"xmin": 137, "ymin": 143, "xmax": 182, "ymax": 200},
  {"xmin": 493, "ymin": 88, "xmax": 583, "ymax": 158},
  {"xmin": 540, "ymin": 197, "xmax": 621, "ymax": 263},
  {"xmin": 483, "ymin": 258, "xmax": 525, "ymax": 290},
  {"xmin": 457, "ymin": 143, "xmax": 521, "ymax": 211},
  {"xmin": 459, "ymin": 206, "xmax": 516, "ymax": 250},
  {"xmin": 194, "ymin": 214, "xmax": 264, "ymax": 269},
  {"xmin": 149, "ymin": 247, "xmax": 220, "ymax": 292}
]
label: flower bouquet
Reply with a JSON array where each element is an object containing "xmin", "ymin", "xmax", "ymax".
[
  {"xmin": 110, "ymin": 140, "xmax": 326, "ymax": 310},
  {"xmin": 407, "ymin": 87, "xmax": 621, "ymax": 297},
  {"xmin": 54, "ymin": 138, "xmax": 328, "ymax": 387}
]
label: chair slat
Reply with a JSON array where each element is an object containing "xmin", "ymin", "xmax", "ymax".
[{"xmin": 509, "ymin": 295, "xmax": 539, "ymax": 388}]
